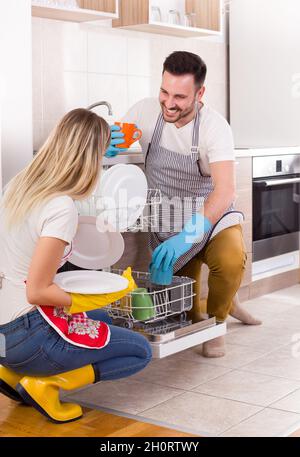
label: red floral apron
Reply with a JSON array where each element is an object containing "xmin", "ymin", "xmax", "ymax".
[
  {"xmin": 32, "ymin": 242, "xmax": 111, "ymax": 350},
  {"xmin": 38, "ymin": 306, "xmax": 110, "ymax": 350}
]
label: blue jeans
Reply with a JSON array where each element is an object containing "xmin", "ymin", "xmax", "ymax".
[{"xmin": 0, "ymin": 309, "xmax": 152, "ymax": 382}]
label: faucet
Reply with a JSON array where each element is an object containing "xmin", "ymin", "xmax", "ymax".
[{"xmin": 87, "ymin": 101, "xmax": 113, "ymax": 116}]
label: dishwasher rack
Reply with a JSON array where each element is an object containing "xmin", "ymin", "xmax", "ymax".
[
  {"xmin": 75, "ymin": 189, "xmax": 162, "ymax": 232},
  {"xmin": 103, "ymin": 269, "xmax": 226, "ymax": 359},
  {"xmin": 103, "ymin": 269, "xmax": 195, "ymax": 328}
]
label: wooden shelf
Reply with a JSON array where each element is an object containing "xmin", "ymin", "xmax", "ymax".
[
  {"xmin": 118, "ymin": 21, "xmax": 221, "ymax": 38},
  {"xmin": 113, "ymin": 0, "xmax": 222, "ymax": 38},
  {"xmin": 32, "ymin": 0, "xmax": 118, "ymax": 22}
]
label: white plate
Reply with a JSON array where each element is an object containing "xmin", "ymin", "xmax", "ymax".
[
  {"xmin": 99, "ymin": 165, "xmax": 126, "ymax": 194},
  {"xmin": 54, "ymin": 270, "xmax": 129, "ymax": 294},
  {"xmin": 95, "ymin": 165, "xmax": 126, "ymax": 197},
  {"xmin": 97, "ymin": 207, "xmax": 130, "ymax": 232},
  {"xmin": 101, "ymin": 165, "xmax": 147, "ymax": 201},
  {"xmin": 99, "ymin": 165, "xmax": 147, "ymax": 230},
  {"xmin": 68, "ymin": 216, "xmax": 124, "ymax": 269}
]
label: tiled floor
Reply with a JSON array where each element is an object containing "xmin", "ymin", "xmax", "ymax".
[{"xmin": 64, "ymin": 284, "xmax": 300, "ymax": 437}]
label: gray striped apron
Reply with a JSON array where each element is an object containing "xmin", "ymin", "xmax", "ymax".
[{"xmin": 145, "ymin": 109, "xmax": 244, "ymax": 273}]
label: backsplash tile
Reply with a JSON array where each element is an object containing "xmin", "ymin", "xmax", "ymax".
[
  {"xmin": 87, "ymin": 72, "xmax": 127, "ymax": 122},
  {"xmin": 127, "ymin": 75, "xmax": 152, "ymax": 108},
  {"xmin": 43, "ymin": 70, "xmax": 88, "ymax": 120},
  {"xmin": 88, "ymin": 28, "xmax": 128, "ymax": 75},
  {"xmin": 32, "ymin": 18, "xmax": 227, "ymax": 150}
]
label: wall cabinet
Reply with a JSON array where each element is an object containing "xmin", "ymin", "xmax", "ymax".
[
  {"xmin": 113, "ymin": 0, "xmax": 222, "ymax": 38},
  {"xmin": 31, "ymin": 0, "xmax": 221, "ymax": 36},
  {"xmin": 230, "ymin": 0, "xmax": 300, "ymax": 148},
  {"xmin": 32, "ymin": 0, "xmax": 118, "ymax": 22}
]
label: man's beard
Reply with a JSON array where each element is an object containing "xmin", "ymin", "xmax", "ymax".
[{"xmin": 160, "ymin": 101, "xmax": 196, "ymax": 124}]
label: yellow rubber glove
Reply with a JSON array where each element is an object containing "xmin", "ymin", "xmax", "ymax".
[{"xmin": 68, "ymin": 267, "xmax": 138, "ymax": 315}]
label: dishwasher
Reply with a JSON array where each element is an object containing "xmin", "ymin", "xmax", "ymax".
[
  {"xmin": 103, "ymin": 269, "xmax": 226, "ymax": 359},
  {"xmin": 74, "ymin": 168, "xmax": 227, "ymax": 359}
]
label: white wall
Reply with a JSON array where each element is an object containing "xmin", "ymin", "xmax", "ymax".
[
  {"xmin": 32, "ymin": 18, "xmax": 228, "ymax": 151},
  {"xmin": 0, "ymin": 0, "xmax": 33, "ymax": 188}
]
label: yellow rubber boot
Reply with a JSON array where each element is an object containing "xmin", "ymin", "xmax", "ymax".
[
  {"xmin": 0, "ymin": 365, "xmax": 25, "ymax": 403},
  {"xmin": 16, "ymin": 365, "xmax": 95, "ymax": 423}
]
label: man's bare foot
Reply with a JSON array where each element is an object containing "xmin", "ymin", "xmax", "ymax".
[
  {"xmin": 230, "ymin": 304, "xmax": 262, "ymax": 325},
  {"xmin": 202, "ymin": 336, "xmax": 226, "ymax": 358}
]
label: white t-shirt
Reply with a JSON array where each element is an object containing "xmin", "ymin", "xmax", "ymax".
[
  {"xmin": 122, "ymin": 98, "xmax": 235, "ymax": 175},
  {"xmin": 0, "ymin": 196, "xmax": 78, "ymax": 325}
]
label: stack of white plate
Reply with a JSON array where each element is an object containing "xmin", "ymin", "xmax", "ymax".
[
  {"xmin": 95, "ymin": 164, "xmax": 148, "ymax": 232},
  {"xmin": 66, "ymin": 164, "xmax": 148, "ymax": 292}
]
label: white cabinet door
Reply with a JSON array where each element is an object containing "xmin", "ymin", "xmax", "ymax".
[{"xmin": 230, "ymin": 0, "xmax": 300, "ymax": 148}]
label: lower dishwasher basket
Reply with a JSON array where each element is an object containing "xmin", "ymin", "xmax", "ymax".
[
  {"xmin": 104, "ymin": 269, "xmax": 227, "ymax": 359},
  {"xmin": 105, "ymin": 269, "xmax": 195, "ymax": 327}
]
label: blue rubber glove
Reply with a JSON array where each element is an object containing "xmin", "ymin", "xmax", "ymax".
[
  {"xmin": 151, "ymin": 213, "xmax": 213, "ymax": 272},
  {"xmin": 149, "ymin": 262, "xmax": 173, "ymax": 286},
  {"xmin": 105, "ymin": 125, "xmax": 128, "ymax": 157}
]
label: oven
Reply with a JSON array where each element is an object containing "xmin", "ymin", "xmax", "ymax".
[{"xmin": 253, "ymin": 155, "xmax": 300, "ymax": 262}]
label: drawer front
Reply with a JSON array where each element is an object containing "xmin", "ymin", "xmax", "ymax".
[
  {"xmin": 241, "ymin": 220, "xmax": 252, "ymax": 253},
  {"xmin": 234, "ymin": 188, "xmax": 252, "ymax": 222},
  {"xmin": 235, "ymin": 157, "xmax": 252, "ymax": 189}
]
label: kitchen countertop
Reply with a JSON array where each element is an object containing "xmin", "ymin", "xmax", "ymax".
[
  {"xmin": 235, "ymin": 146, "xmax": 300, "ymax": 158},
  {"xmin": 103, "ymin": 148, "xmax": 144, "ymax": 166},
  {"xmin": 103, "ymin": 146, "xmax": 300, "ymax": 165},
  {"xmin": 36, "ymin": 146, "xmax": 299, "ymax": 168},
  {"xmin": 35, "ymin": 146, "xmax": 300, "ymax": 167}
]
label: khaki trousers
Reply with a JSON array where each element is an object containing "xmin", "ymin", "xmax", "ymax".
[{"xmin": 177, "ymin": 225, "xmax": 247, "ymax": 322}]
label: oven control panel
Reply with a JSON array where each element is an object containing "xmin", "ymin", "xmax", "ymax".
[{"xmin": 253, "ymin": 154, "xmax": 300, "ymax": 178}]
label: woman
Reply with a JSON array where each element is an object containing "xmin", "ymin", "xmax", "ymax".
[{"xmin": 0, "ymin": 109, "xmax": 152, "ymax": 424}]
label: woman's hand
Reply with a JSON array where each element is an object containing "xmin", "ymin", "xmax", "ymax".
[
  {"xmin": 26, "ymin": 237, "xmax": 72, "ymax": 308},
  {"xmin": 69, "ymin": 267, "xmax": 137, "ymax": 314}
]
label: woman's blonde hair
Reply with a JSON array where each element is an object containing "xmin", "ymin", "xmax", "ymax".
[{"xmin": 2, "ymin": 108, "xmax": 110, "ymax": 229}]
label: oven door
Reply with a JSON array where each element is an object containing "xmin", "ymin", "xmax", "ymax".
[{"xmin": 253, "ymin": 174, "xmax": 300, "ymax": 261}]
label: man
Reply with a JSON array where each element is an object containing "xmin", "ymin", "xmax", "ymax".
[{"xmin": 106, "ymin": 51, "xmax": 261, "ymax": 357}]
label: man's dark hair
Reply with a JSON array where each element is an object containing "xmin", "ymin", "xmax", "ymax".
[{"xmin": 163, "ymin": 51, "xmax": 207, "ymax": 88}]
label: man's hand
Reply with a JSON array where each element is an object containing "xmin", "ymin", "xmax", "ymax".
[
  {"xmin": 151, "ymin": 214, "xmax": 212, "ymax": 272},
  {"xmin": 105, "ymin": 125, "xmax": 128, "ymax": 157},
  {"xmin": 149, "ymin": 262, "xmax": 173, "ymax": 286}
]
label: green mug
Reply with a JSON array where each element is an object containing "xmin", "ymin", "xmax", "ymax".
[{"xmin": 131, "ymin": 288, "xmax": 155, "ymax": 321}]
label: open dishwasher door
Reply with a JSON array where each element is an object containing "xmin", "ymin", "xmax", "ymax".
[
  {"xmin": 130, "ymin": 315, "xmax": 226, "ymax": 359},
  {"xmin": 112, "ymin": 314, "xmax": 226, "ymax": 359}
]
